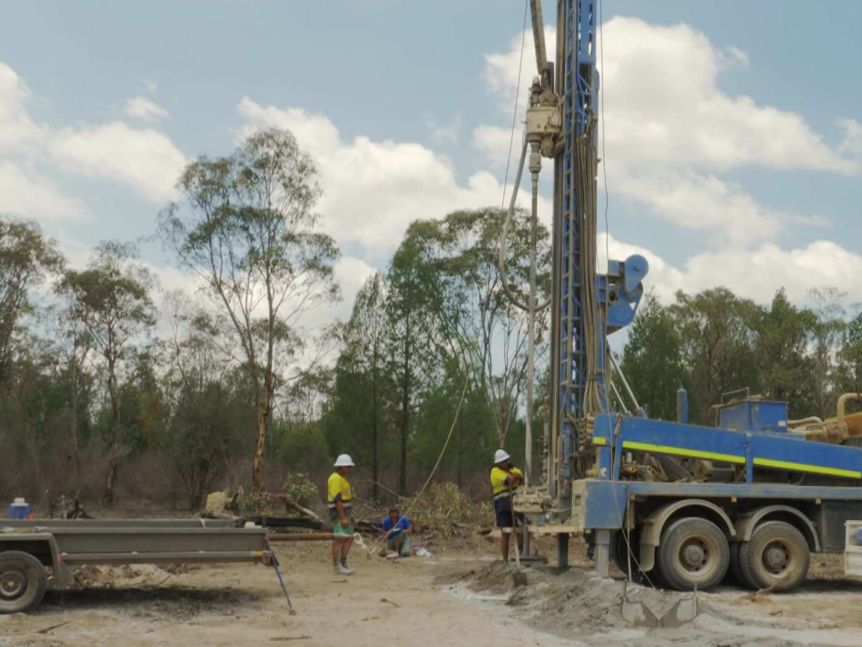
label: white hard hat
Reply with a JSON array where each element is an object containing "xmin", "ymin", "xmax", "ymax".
[
  {"xmin": 13, "ymin": 497, "xmax": 27, "ymax": 506},
  {"xmin": 494, "ymin": 449, "xmax": 511, "ymax": 464},
  {"xmin": 334, "ymin": 453, "xmax": 355, "ymax": 467}
]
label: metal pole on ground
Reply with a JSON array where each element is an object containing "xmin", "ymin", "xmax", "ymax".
[{"xmin": 557, "ymin": 532, "xmax": 569, "ymax": 569}]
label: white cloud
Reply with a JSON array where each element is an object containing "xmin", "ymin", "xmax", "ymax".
[
  {"xmin": 615, "ymin": 171, "xmax": 783, "ymax": 242},
  {"xmin": 484, "ymin": 27, "xmax": 555, "ymax": 106},
  {"xmin": 473, "ymin": 124, "xmax": 514, "ymax": 165},
  {"xmin": 839, "ymin": 118, "xmax": 862, "ymax": 158},
  {"xmin": 0, "ymin": 160, "xmax": 86, "ymax": 221},
  {"xmin": 0, "ymin": 62, "xmax": 42, "ymax": 152},
  {"xmin": 238, "ymin": 97, "xmax": 543, "ymax": 257},
  {"xmin": 605, "ymin": 233, "xmax": 862, "ymax": 304},
  {"xmin": 424, "ymin": 113, "xmax": 462, "ymax": 146},
  {"xmin": 599, "ymin": 18, "xmax": 853, "ymax": 175},
  {"xmin": 125, "ymin": 96, "xmax": 169, "ymax": 122},
  {"xmin": 0, "ymin": 59, "xmax": 187, "ymax": 212},
  {"xmin": 477, "ymin": 19, "xmax": 857, "ymax": 245},
  {"xmin": 50, "ymin": 121, "xmax": 187, "ymax": 202}
]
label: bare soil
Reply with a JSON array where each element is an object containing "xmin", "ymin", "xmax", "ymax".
[{"xmin": 1, "ymin": 539, "xmax": 861, "ymax": 646}]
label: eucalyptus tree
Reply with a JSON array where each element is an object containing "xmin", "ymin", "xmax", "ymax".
[
  {"xmin": 0, "ymin": 216, "xmax": 63, "ymax": 387},
  {"xmin": 321, "ymin": 272, "xmax": 394, "ymax": 499},
  {"xmin": 620, "ymin": 293, "xmax": 686, "ymax": 420},
  {"xmin": 160, "ymin": 128, "xmax": 339, "ymax": 489},
  {"xmin": 396, "ymin": 208, "xmax": 551, "ymax": 447},
  {"xmin": 57, "ymin": 242, "xmax": 155, "ymax": 505}
]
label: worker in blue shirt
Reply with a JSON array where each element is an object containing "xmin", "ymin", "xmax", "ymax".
[{"xmin": 381, "ymin": 506, "xmax": 413, "ymax": 557}]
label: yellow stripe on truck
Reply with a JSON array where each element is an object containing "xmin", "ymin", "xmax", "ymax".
[
  {"xmin": 753, "ymin": 457, "xmax": 861, "ymax": 479},
  {"xmin": 621, "ymin": 440, "xmax": 746, "ymax": 465}
]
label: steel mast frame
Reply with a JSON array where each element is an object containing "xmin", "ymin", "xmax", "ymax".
[{"xmin": 551, "ymin": 0, "xmax": 600, "ymax": 491}]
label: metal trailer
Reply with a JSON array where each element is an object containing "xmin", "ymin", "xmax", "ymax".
[{"xmin": 0, "ymin": 519, "xmax": 276, "ymax": 613}]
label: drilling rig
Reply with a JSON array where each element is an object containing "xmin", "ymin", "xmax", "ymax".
[{"xmin": 510, "ymin": 0, "xmax": 862, "ymax": 592}]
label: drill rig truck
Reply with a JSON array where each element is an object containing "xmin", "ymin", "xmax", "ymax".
[{"xmin": 512, "ymin": 0, "xmax": 862, "ymax": 592}]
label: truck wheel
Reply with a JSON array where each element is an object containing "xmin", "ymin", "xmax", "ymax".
[
  {"xmin": 728, "ymin": 542, "xmax": 755, "ymax": 589},
  {"xmin": 611, "ymin": 531, "xmax": 633, "ymax": 573},
  {"xmin": 656, "ymin": 517, "xmax": 729, "ymax": 591},
  {"xmin": 738, "ymin": 521, "xmax": 809, "ymax": 592},
  {"xmin": 0, "ymin": 551, "xmax": 48, "ymax": 613}
]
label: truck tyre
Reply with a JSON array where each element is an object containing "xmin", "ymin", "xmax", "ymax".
[
  {"xmin": 656, "ymin": 517, "xmax": 729, "ymax": 591},
  {"xmin": 0, "ymin": 551, "xmax": 48, "ymax": 613},
  {"xmin": 728, "ymin": 542, "xmax": 755, "ymax": 589},
  {"xmin": 738, "ymin": 521, "xmax": 809, "ymax": 592}
]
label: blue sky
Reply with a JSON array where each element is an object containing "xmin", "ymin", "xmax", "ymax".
[{"xmin": 1, "ymin": 0, "xmax": 861, "ymax": 317}]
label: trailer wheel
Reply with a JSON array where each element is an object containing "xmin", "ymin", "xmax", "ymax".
[
  {"xmin": 656, "ymin": 517, "xmax": 729, "ymax": 591},
  {"xmin": 0, "ymin": 551, "xmax": 47, "ymax": 614},
  {"xmin": 738, "ymin": 521, "xmax": 809, "ymax": 592}
]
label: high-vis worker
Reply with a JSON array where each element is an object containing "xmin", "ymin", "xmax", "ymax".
[
  {"xmin": 328, "ymin": 453, "xmax": 356, "ymax": 575},
  {"xmin": 490, "ymin": 449, "xmax": 524, "ymax": 561}
]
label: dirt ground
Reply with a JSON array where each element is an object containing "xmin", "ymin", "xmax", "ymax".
[{"xmin": 2, "ymin": 537, "xmax": 862, "ymax": 647}]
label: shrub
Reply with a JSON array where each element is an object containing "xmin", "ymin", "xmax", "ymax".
[
  {"xmin": 283, "ymin": 472, "xmax": 319, "ymax": 508},
  {"xmin": 402, "ymin": 482, "xmax": 493, "ymax": 539}
]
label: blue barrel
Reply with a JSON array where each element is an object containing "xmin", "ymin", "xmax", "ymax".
[{"xmin": 5, "ymin": 499, "xmax": 32, "ymax": 519}]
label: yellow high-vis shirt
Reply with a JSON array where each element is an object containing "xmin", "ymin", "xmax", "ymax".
[
  {"xmin": 327, "ymin": 471, "xmax": 352, "ymax": 507},
  {"xmin": 490, "ymin": 465, "xmax": 523, "ymax": 499}
]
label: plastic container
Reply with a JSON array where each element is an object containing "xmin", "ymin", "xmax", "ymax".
[{"xmin": 5, "ymin": 497, "xmax": 33, "ymax": 520}]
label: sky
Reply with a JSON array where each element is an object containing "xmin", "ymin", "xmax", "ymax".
[{"xmin": 2, "ymin": 0, "xmax": 862, "ymax": 328}]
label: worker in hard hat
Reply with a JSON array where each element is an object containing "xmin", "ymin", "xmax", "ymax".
[
  {"xmin": 490, "ymin": 449, "xmax": 524, "ymax": 561},
  {"xmin": 328, "ymin": 454, "xmax": 356, "ymax": 575}
]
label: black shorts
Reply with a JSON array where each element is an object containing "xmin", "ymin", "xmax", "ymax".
[{"xmin": 494, "ymin": 497, "xmax": 515, "ymax": 528}]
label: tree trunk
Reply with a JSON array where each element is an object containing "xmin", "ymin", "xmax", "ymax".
[
  {"xmin": 105, "ymin": 460, "xmax": 118, "ymax": 507},
  {"xmin": 456, "ymin": 411, "xmax": 463, "ymax": 487},
  {"xmin": 371, "ymin": 350, "xmax": 379, "ymax": 502},
  {"xmin": 69, "ymin": 355, "xmax": 82, "ymax": 490},
  {"xmin": 252, "ymin": 387, "xmax": 270, "ymax": 491},
  {"xmin": 399, "ymin": 315, "xmax": 411, "ymax": 495},
  {"xmin": 104, "ymin": 359, "xmax": 120, "ymax": 507}
]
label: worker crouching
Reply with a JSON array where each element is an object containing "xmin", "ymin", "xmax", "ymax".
[
  {"xmin": 490, "ymin": 449, "xmax": 524, "ymax": 561},
  {"xmin": 328, "ymin": 454, "xmax": 356, "ymax": 575}
]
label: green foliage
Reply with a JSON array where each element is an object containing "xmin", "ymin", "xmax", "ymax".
[
  {"xmin": 0, "ymin": 216, "xmax": 63, "ymax": 387},
  {"xmin": 282, "ymin": 472, "xmax": 319, "ymax": 508},
  {"xmin": 668, "ymin": 288, "xmax": 762, "ymax": 423},
  {"xmin": 621, "ymin": 293, "xmax": 686, "ymax": 420},
  {"xmin": 241, "ymin": 489, "xmax": 279, "ymax": 516},
  {"xmin": 278, "ymin": 421, "xmax": 330, "ymax": 477},
  {"xmin": 412, "ymin": 372, "xmax": 496, "ymax": 486}
]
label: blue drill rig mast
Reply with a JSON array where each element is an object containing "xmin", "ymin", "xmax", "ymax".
[{"xmin": 518, "ymin": 0, "xmax": 862, "ymax": 592}]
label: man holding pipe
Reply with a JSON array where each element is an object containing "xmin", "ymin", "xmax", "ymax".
[{"xmin": 490, "ymin": 449, "xmax": 524, "ymax": 561}]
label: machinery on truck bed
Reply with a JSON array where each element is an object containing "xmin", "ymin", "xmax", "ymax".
[
  {"xmin": 512, "ymin": 0, "xmax": 862, "ymax": 592},
  {"xmin": 0, "ymin": 519, "xmax": 277, "ymax": 613}
]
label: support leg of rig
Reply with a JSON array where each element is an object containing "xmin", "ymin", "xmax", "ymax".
[
  {"xmin": 556, "ymin": 533, "xmax": 569, "ymax": 569},
  {"xmin": 271, "ymin": 559, "xmax": 297, "ymax": 616},
  {"xmin": 595, "ymin": 529, "xmax": 610, "ymax": 578}
]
